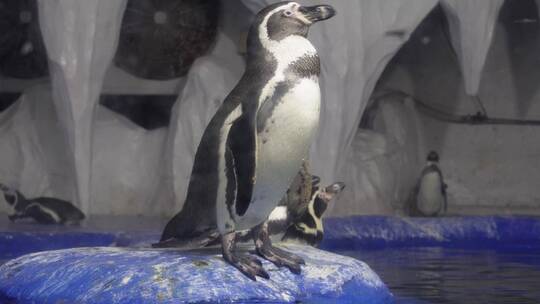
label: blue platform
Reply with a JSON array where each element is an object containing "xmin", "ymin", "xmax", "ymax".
[
  {"xmin": 0, "ymin": 245, "xmax": 392, "ymax": 304},
  {"xmin": 1, "ymin": 215, "xmax": 540, "ymax": 303},
  {"xmin": 2, "ymin": 216, "xmax": 539, "ymax": 259},
  {"xmin": 320, "ymin": 216, "xmax": 540, "ymax": 250}
]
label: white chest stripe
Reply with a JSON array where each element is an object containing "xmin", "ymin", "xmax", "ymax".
[
  {"xmin": 257, "ymin": 3, "xmax": 317, "ymax": 109},
  {"xmin": 309, "ymin": 196, "xmax": 323, "ymax": 232},
  {"xmin": 27, "ymin": 203, "xmax": 62, "ymax": 223},
  {"xmin": 297, "ymin": 192, "xmax": 323, "ymax": 235}
]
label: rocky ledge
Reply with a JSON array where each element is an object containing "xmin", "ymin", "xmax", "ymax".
[{"xmin": 0, "ymin": 244, "xmax": 392, "ymax": 303}]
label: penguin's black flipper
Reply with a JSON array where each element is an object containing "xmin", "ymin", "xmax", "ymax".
[{"xmin": 228, "ymin": 112, "xmax": 257, "ymax": 217}]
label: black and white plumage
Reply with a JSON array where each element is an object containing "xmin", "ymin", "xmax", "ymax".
[
  {"xmin": 0, "ymin": 184, "xmax": 85, "ymax": 225},
  {"xmin": 157, "ymin": 2, "xmax": 335, "ymax": 280},
  {"xmin": 408, "ymin": 151, "xmax": 448, "ymax": 217},
  {"xmin": 155, "ymin": 165, "xmax": 345, "ymax": 248},
  {"xmin": 227, "ymin": 175, "xmax": 344, "ymax": 247},
  {"xmin": 281, "ymin": 181, "xmax": 345, "ymax": 246},
  {"xmin": 187, "ymin": 177, "xmax": 345, "ymax": 249}
]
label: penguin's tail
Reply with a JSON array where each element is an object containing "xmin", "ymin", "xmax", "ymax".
[
  {"xmin": 157, "ymin": 208, "xmax": 218, "ymax": 247},
  {"xmin": 153, "ymin": 229, "xmax": 220, "ymax": 249}
]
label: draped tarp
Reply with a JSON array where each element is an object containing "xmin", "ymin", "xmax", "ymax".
[
  {"xmin": 37, "ymin": 0, "xmax": 127, "ymax": 213},
  {"xmin": 440, "ymin": 0, "xmax": 504, "ymax": 96}
]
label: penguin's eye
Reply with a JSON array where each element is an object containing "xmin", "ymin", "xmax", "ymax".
[{"xmin": 283, "ymin": 10, "xmax": 293, "ymax": 17}]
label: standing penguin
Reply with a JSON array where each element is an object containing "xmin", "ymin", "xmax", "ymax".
[
  {"xmin": 0, "ymin": 184, "xmax": 85, "ymax": 225},
  {"xmin": 408, "ymin": 151, "xmax": 448, "ymax": 217},
  {"xmin": 158, "ymin": 2, "xmax": 335, "ymax": 280}
]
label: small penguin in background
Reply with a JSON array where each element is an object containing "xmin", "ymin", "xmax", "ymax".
[
  {"xmin": 0, "ymin": 184, "xmax": 85, "ymax": 225},
  {"xmin": 408, "ymin": 151, "xmax": 448, "ymax": 217}
]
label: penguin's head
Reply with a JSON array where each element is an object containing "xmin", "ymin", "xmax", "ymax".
[
  {"xmin": 283, "ymin": 181, "xmax": 345, "ymax": 247},
  {"xmin": 427, "ymin": 151, "xmax": 440, "ymax": 163},
  {"xmin": 0, "ymin": 183, "xmax": 18, "ymax": 207},
  {"xmin": 249, "ymin": 2, "xmax": 335, "ymax": 49},
  {"xmin": 312, "ymin": 182, "xmax": 346, "ymax": 218}
]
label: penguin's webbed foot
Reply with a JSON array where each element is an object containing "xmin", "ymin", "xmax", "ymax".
[
  {"xmin": 256, "ymin": 244, "xmax": 305, "ymax": 274},
  {"xmin": 254, "ymin": 222, "xmax": 305, "ymax": 274},
  {"xmin": 222, "ymin": 231, "xmax": 269, "ymax": 281}
]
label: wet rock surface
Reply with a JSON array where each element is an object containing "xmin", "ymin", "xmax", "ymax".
[{"xmin": 0, "ymin": 244, "xmax": 392, "ymax": 304}]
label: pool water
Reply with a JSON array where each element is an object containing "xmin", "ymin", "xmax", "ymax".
[{"xmin": 338, "ymin": 247, "xmax": 540, "ymax": 304}]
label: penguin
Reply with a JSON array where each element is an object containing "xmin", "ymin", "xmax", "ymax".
[
  {"xmin": 158, "ymin": 2, "xmax": 336, "ymax": 280},
  {"xmin": 281, "ymin": 181, "xmax": 345, "ymax": 246},
  {"xmin": 155, "ymin": 175, "xmax": 345, "ymax": 248},
  {"xmin": 408, "ymin": 151, "xmax": 448, "ymax": 217},
  {"xmin": 0, "ymin": 184, "xmax": 85, "ymax": 225},
  {"xmin": 228, "ymin": 175, "xmax": 344, "ymax": 247}
]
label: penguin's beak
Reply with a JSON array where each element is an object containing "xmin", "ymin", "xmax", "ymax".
[
  {"xmin": 298, "ymin": 5, "xmax": 336, "ymax": 24},
  {"xmin": 328, "ymin": 182, "xmax": 346, "ymax": 194}
]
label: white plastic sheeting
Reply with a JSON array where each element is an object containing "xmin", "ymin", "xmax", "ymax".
[
  {"xmin": 440, "ymin": 0, "xmax": 504, "ymax": 96},
  {"xmin": 91, "ymin": 107, "xmax": 167, "ymax": 216},
  {"xmin": 0, "ymin": 86, "xmax": 73, "ymax": 209},
  {"xmin": 0, "ymin": 86, "xmax": 170, "ymax": 216},
  {"xmin": 37, "ymin": 0, "xmax": 127, "ymax": 213},
  {"xmin": 0, "ymin": 1, "xmax": 512, "ymax": 216},
  {"xmin": 329, "ymin": 95, "xmax": 423, "ymax": 216}
]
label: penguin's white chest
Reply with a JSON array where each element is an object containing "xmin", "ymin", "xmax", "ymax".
[
  {"xmin": 239, "ymin": 78, "xmax": 320, "ymax": 229},
  {"xmin": 417, "ymin": 172, "xmax": 444, "ymax": 216}
]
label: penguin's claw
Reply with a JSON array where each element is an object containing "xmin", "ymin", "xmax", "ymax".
[
  {"xmin": 272, "ymin": 246, "xmax": 306, "ymax": 265},
  {"xmin": 245, "ymin": 255, "xmax": 263, "ymax": 267},
  {"xmin": 256, "ymin": 245, "xmax": 305, "ymax": 274},
  {"xmin": 222, "ymin": 231, "xmax": 269, "ymax": 281},
  {"xmin": 225, "ymin": 254, "xmax": 269, "ymax": 281},
  {"xmin": 253, "ymin": 222, "xmax": 305, "ymax": 274}
]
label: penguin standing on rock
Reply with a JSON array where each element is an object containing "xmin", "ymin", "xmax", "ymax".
[
  {"xmin": 0, "ymin": 184, "xmax": 85, "ymax": 225},
  {"xmin": 157, "ymin": 2, "xmax": 336, "ymax": 280},
  {"xmin": 408, "ymin": 151, "xmax": 448, "ymax": 217}
]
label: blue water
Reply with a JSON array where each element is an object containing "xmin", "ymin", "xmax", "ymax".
[
  {"xmin": 337, "ymin": 247, "xmax": 540, "ymax": 304},
  {"xmin": 3, "ymin": 249, "xmax": 540, "ymax": 303}
]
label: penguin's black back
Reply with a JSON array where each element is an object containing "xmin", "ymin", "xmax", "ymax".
[{"xmin": 30, "ymin": 197, "xmax": 85, "ymax": 221}]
